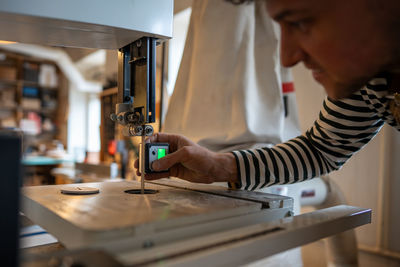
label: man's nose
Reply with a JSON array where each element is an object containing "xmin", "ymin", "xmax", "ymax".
[{"xmin": 280, "ymin": 31, "xmax": 305, "ymax": 67}]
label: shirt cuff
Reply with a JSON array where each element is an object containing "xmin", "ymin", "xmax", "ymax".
[{"xmin": 228, "ymin": 151, "xmax": 244, "ymax": 190}]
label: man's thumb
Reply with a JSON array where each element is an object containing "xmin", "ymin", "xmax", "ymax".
[{"xmin": 151, "ymin": 152, "xmax": 179, "ymax": 171}]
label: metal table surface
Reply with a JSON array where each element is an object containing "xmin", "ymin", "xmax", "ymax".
[
  {"xmin": 21, "ymin": 179, "xmax": 293, "ymax": 249},
  {"xmin": 20, "ymin": 180, "xmax": 371, "ymax": 266}
]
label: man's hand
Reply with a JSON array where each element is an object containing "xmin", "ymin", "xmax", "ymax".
[{"xmin": 134, "ymin": 133, "xmax": 238, "ymax": 184}]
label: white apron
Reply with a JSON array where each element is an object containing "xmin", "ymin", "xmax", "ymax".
[
  {"xmin": 164, "ymin": 1, "xmax": 303, "ymax": 266},
  {"xmin": 164, "ymin": 0, "xmax": 299, "ymax": 152}
]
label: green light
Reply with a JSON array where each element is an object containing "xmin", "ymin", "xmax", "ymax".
[{"xmin": 157, "ymin": 148, "xmax": 166, "ymax": 159}]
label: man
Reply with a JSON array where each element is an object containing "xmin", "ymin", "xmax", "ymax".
[{"xmin": 135, "ymin": 0, "xmax": 400, "ymax": 190}]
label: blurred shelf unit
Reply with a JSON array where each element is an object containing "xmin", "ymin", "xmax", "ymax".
[
  {"xmin": 100, "ymin": 87, "xmax": 118, "ymax": 162},
  {"xmin": 0, "ymin": 49, "xmax": 68, "ymax": 145}
]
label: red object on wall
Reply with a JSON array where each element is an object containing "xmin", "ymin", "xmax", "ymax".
[{"xmin": 108, "ymin": 140, "xmax": 117, "ymax": 156}]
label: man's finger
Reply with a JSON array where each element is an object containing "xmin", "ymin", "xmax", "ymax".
[
  {"xmin": 151, "ymin": 147, "xmax": 189, "ymax": 171},
  {"xmin": 150, "ymin": 132, "xmax": 171, "ymax": 143},
  {"xmin": 146, "ymin": 133, "xmax": 159, "ymax": 143},
  {"xmin": 145, "ymin": 171, "xmax": 170, "ymax": 180}
]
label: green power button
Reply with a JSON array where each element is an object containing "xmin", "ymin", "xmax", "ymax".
[{"xmin": 157, "ymin": 148, "xmax": 166, "ymax": 159}]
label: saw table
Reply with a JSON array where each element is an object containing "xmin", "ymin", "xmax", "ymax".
[{"xmin": 21, "ymin": 179, "xmax": 371, "ymax": 266}]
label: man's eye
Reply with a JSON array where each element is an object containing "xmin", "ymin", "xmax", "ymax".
[{"xmin": 287, "ymin": 20, "xmax": 309, "ymax": 33}]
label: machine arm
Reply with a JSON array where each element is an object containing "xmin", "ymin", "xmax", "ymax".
[
  {"xmin": 111, "ymin": 37, "xmax": 157, "ymax": 137},
  {"xmin": 111, "ymin": 37, "xmax": 159, "ymax": 193}
]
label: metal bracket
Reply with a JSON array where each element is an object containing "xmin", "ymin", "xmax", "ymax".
[{"xmin": 111, "ymin": 37, "xmax": 156, "ymax": 137}]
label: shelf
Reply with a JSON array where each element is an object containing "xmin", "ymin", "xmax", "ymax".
[
  {"xmin": 101, "ymin": 87, "xmax": 118, "ymax": 97},
  {"xmin": 0, "ymin": 49, "xmax": 67, "ymax": 152},
  {"xmin": 21, "ymin": 80, "xmax": 58, "ymax": 90},
  {"xmin": 0, "ymin": 61, "xmax": 17, "ymax": 67},
  {"xmin": 0, "ymin": 79, "xmax": 58, "ymax": 90},
  {"xmin": 39, "ymin": 85, "xmax": 59, "ymax": 91},
  {"xmin": 0, "ymin": 79, "xmax": 18, "ymax": 86},
  {"xmin": 21, "ymin": 80, "xmax": 39, "ymax": 87},
  {"xmin": 20, "ymin": 107, "xmax": 41, "ymax": 112},
  {"xmin": 20, "ymin": 107, "xmax": 57, "ymax": 114},
  {"xmin": 0, "ymin": 106, "xmax": 17, "ymax": 110}
]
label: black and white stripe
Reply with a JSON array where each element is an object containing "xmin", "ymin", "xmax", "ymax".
[{"xmin": 232, "ymin": 77, "xmax": 400, "ymax": 190}]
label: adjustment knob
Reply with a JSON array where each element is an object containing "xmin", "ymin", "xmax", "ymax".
[{"xmin": 110, "ymin": 113, "xmax": 117, "ymax": 121}]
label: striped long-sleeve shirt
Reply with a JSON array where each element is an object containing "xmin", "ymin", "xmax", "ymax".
[{"xmin": 232, "ymin": 76, "xmax": 400, "ymax": 191}]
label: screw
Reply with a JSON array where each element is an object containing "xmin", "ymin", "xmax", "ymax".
[
  {"xmin": 126, "ymin": 113, "xmax": 135, "ymax": 122},
  {"xmin": 134, "ymin": 126, "xmax": 143, "ymax": 136},
  {"xmin": 286, "ymin": 210, "xmax": 294, "ymax": 217},
  {"xmin": 145, "ymin": 126, "xmax": 153, "ymax": 136},
  {"xmin": 110, "ymin": 113, "xmax": 117, "ymax": 121}
]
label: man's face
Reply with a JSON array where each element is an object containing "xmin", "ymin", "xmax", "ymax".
[{"xmin": 267, "ymin": 0, "xmax": 399, "ymax": 99}]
